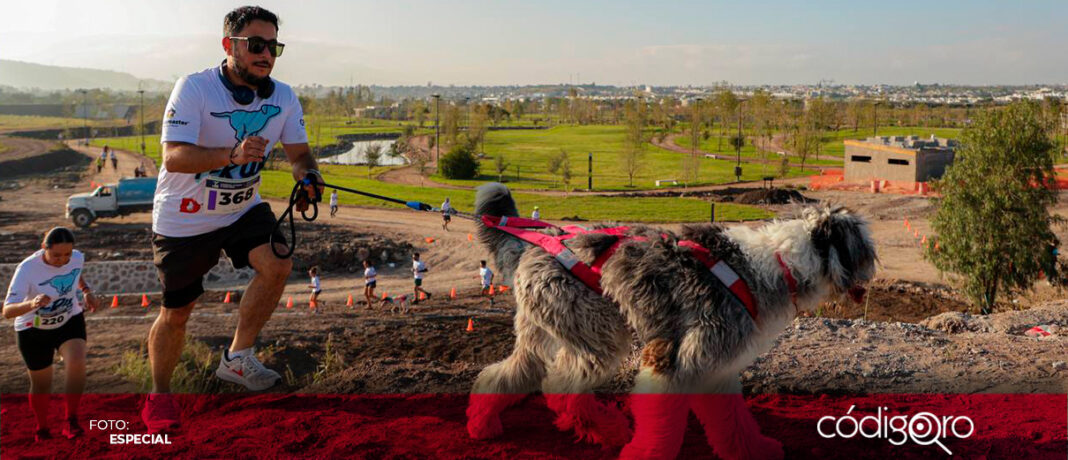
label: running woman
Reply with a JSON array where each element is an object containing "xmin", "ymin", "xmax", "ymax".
[
  {"xmin": 143, "ymin": 6, "xmax": 322, "ymax": 432},
  {"xmin": 363, "ymin": 260, "xmax": 377, "ymax": 309},
  {"xmin": 329, "ymin": 189, "xmax": 339, "ymax": 217},
  {"xmin": 3, "ymin": 227, "xmax": 99, "ymax": 442},
  {"xmin": 308, "ymin": 266, "xmax": 322, "ymax": 312},
  {"xmin": 441, "ymin": 197, "xmax": 452, "ymax": 231}
]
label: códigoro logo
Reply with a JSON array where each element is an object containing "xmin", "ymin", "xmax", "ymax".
[{"xmin": 817, "ymin": 405, "xmax": 974, "ymax": 455}]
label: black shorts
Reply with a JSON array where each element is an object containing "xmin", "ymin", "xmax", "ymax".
[
  {"xmin": 16, "ymin": 313, "xmax": 87, "ymax": 371},
  {"xmin": 152, "ymin": 202, "xmax": 285, "ymax": 308},
  {"xmin": 443, "ymin": 214, "xmax": 451, "ymax": 222},
  {"xmin": 414, "ymin": 279, "xmax": 423, "ymax": 287},
  {"xmin": 365, "ymin": 281, "xmax": 377, "ymax": 288}
]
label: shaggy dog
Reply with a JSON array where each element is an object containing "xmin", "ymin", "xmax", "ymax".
[{"xmin": 466, "ymin": 183, "xmax": 877, "ymax": 460}]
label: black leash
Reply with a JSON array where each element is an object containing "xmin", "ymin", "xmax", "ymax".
[{"xmin": 270, "ymin": 173, "xmax": 473, "ymax": 258}]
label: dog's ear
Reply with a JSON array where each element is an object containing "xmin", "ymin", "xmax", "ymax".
[{"xmin": 811, "ymin": 206, "xmax": 877, "ymax": 292}]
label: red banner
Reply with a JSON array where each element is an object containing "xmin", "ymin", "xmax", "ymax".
[{"xmin": 2, "ymin": 393, "xmax": 1064, "ymax": 458}]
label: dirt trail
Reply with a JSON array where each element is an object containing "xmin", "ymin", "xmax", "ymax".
[{"xmin": 0, "ymin": 135, "xmax": 58, "ymax": 161}]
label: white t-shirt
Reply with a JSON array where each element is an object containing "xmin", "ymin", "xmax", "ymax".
[
  {"xmin": 154, "ymin": 65, "xmax": 308, "ymax": 237},
  {"xmin": 413, "ymin": 260, "xmax": 427, "ymax": 280},
  {"xmin": 5, "ymin": 250, "xmax": 85, "ymax": 331},
  {"xmin": 364, "ymin": 266, "xmax": 377, "ymax": 283},
  {"xmin": 479, "ymin": 267, "xmax": 494, "ymax": 288},
  {"xmin": 310, "ymin": 276, "xmax": 321, "ymax": 292},
  {"xmin": 441, "ymin": 200, "xmax": 452, "ymax": 213},
  {"xmin": 330, "ymin": 192, "xmax": 338, "ymax": 207}
]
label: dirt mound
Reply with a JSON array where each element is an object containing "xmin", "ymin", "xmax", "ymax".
[
  {"xmin": 284, "ymin": 222, "xmax": 416, "ymax": 273},
  {"xmin": 734, "ymin": 188, "xmax": 815, "ymax": 205},
  {"xmin": 0, "ymin": 146, "xmax": 89, "ymax": 179},
  {"xmin": 616, "ymin": 187, "xmax": 817, "ymax": 205},
  {"xmin": 815, "ymin": 279, "xmax": 971, "ymax": 323}
]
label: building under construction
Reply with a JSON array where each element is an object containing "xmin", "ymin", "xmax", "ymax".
[{"xmin": 844, "ymin": 135, "xmax": 957, "ymax": 183}]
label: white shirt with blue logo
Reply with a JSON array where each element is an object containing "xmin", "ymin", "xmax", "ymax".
[
  {"xmin": 155, "ymin": 66, "xmax": 308, "ymax": 237},
  {"xmin": 5, "ymin": 250, "xmax": 85, "ymax": 331}
]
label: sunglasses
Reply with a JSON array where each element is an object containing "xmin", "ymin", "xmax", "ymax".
[{"xmin": 229, "ymin": 36, "xmax": 285, "ymax": 57}]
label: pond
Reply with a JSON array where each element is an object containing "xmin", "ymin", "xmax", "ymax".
[{"xmin": 319, "ymin": 140, "xmax": 406, "ymax": 166}]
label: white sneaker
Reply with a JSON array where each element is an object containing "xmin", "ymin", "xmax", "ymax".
[{"xmin": 215, "ymin": 349, "xmax": 282, "ymax": 391}]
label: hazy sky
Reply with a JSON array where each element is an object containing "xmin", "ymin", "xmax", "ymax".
[{"xmin": 2, "ymin": 0, "xmax": 1066, "ymax": 86}]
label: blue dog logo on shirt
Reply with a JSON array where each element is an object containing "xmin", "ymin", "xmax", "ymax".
[
  {"xmin": 38, "ymin": 268, "xmax": 81, "ymax": 296},
  {"xmin": 211, "ymin": 105, "xmax": 281, "ymax": 141}
]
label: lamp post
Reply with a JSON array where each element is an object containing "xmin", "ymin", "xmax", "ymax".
[
  {"xmin": 587, "ymin": 152, "xmax": 592, "ymax": 191},
  {"xmin": 431, "ymin": 93, "xmax": 441, "ymax": 163},
  {"xmin": 692, "ymin": 97, "xmax": 703, "ymax": 184},
  {"xmin": 735, "ymin": 101, "xmax": 744, "ymax": 182},
  {"xmin": 79, "ymin": 89, "xmax": 88, "ymax": 146},
  {"xmin": 138, "ymin": 82, "xmax": 146, "ymax": 156}
]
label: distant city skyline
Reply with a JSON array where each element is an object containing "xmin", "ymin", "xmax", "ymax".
[{"xmin": 2, "ymin": 0, "xmax": 1066, "ymax": 87}]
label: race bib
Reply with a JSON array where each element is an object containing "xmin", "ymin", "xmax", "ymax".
[
  {"xmin": 33, "ymin": 313, "xmax": 67, "ymax": 329},
  {"xmin": 202, "ymin": 176, "xmax": 260, "ymax": 215}
]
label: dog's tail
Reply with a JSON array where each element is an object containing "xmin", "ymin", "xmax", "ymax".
[{"xmin": 475, "ymin": 183, "xmax": 525, "ymax": 286}]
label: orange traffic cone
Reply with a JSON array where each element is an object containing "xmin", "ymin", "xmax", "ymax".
[
  {"xmin": 224, "ymin": 291, "xmax": 232, "ymax": 303},
  {"xmin": 419, "ymin": 291, "xmax": 427, "ymax": 301},
  {"xmin": 467, "ymin": 233, "xmax": 473, "ymax": 242},
  {"xmin": 346, "ymin": 294, "xmax": 354, "ymax": 307},
  {"xmin": 450, "ymin": 287, "xmax": 456, "ymax": 300},
  {"xmin": 921, "ymin": 235, "xmax": 927, "ymax": 245},
  {"xmin": 499, "ymin": 285, "xmax": 508, "ymax": 293},
  {"xmin": 914, "ymin": 230, "xmax": 919, "ymax": 238},
  {"xmin": 141, "ymin": 294, "xmax": 149, "ymax": 308},
  {"xmin": 425, "ymin": 237, "xmax": 435, "ymax": 244},
  {"xmin": 904, "ymin": 218, "xmax": 909, "ymax": 229},
  {"xmin": 466, "ymin": 318, "xmax": 474, "ymax": 332},
  {"xmin": 286, "ymin": 296, "xmax": 293, "ymax": 309},
  {"xmin": 310, "ymin": 300, "xmax": 317, "ymax": 310},
  {"xmin": 488, "ymin": 284, "xmax": 495, "ymax": 296},
  {"xmin": 111, "ymin": 295, "xmax": 119, "ymax": 308},
  {"xmin": 934, "ymin": 242, "xmax": 940, "ymax": 251},
  {"xmin": 382, "ymin": 291, "xmax": 388, "ymax": 301}
]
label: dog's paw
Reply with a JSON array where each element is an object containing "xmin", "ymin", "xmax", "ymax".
[
  {"xmin": 557, "ymin": 401, "xmax": 632, "ymax": 447},
  {"xmin": 467, "ymin": 415, "xmax": 503, "ymax": 440}
]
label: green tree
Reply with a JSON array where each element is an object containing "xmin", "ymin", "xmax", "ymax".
[
  {"xmin": 364, "ymin": 143, "xmax": 382, "ymax": 178},
  {"xmin": 623, "ymin": 100, "xmax": 647, "ymax": 187},
  {"xmin": 926, "ymin": 101, "xmax": 1063, "ymax": 313},
  {"xmin": 547, "ymin": 148, "xmax": 571, "ymax": 191},
  {"xmin": 439, "ymin": 142, "xmax": 480, "ymax": 180},
  {"xmin": 494, "ymin": 153, "xmax": 510, "ymax": 182}
]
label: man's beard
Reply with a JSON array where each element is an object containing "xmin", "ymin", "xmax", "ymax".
[{"xmin": 233, "ymin": 59, "xmax": 270, "ymax": 87}]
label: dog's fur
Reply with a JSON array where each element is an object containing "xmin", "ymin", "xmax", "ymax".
[{"xmin": 466, "ymin": 183, "xmax": 877, "ymax": 459}]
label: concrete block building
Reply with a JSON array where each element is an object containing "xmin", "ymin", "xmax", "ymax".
[{"xmin": 844, "ymin": 135, "xmax": 957, "ymax": 183}]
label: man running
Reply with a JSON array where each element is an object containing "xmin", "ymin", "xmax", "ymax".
[
  {"xmin": 143, "ymin": 6, "xmax": 322, "ymax": 433},
  {"xmin": 412, "ymin": 253, "xmax": 430, "ymax": 303},
  {"xmin": 441, "ymin": 197, "xmax": 452, "ymax": 231}
]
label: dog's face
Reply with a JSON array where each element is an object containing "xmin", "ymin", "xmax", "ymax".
[{"xmin": 804, "ymin": 206, "xmax": 877, "ymax": 307}]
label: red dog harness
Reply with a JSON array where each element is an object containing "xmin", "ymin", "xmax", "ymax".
[{"xmin": 481, "ymin": 215, "xmax": 798, "ymax": 323}]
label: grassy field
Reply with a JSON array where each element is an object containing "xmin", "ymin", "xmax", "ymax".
[
  {"xmin": 260, "ymin": 167, "xmax": 772, "ymax": 223},
  {"xmin": 673, "ymin": 133, "xmax": 842, "ymax": 167},
  {"xmin": 0, "ymin": 114, "xmax": 127, "ymax": 132},
  {"xmin": 431, "ymin": 125, "xmax": 817, "ymax": 191},
  {"xmin": 0, "ymin": 141, "xmax": 7, "ymax": 155}
]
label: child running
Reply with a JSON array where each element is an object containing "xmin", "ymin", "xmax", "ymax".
[
  {"xmin": 479, "ymin": 260, "xmax": 495, "ymax": 306},
  {"xmin": 307, "ymin": 266, "xmax": 322, "ymax": 313},
  {"xmin": 362, "ymin": 260, "xmax": 377, "ymax": 309}
]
